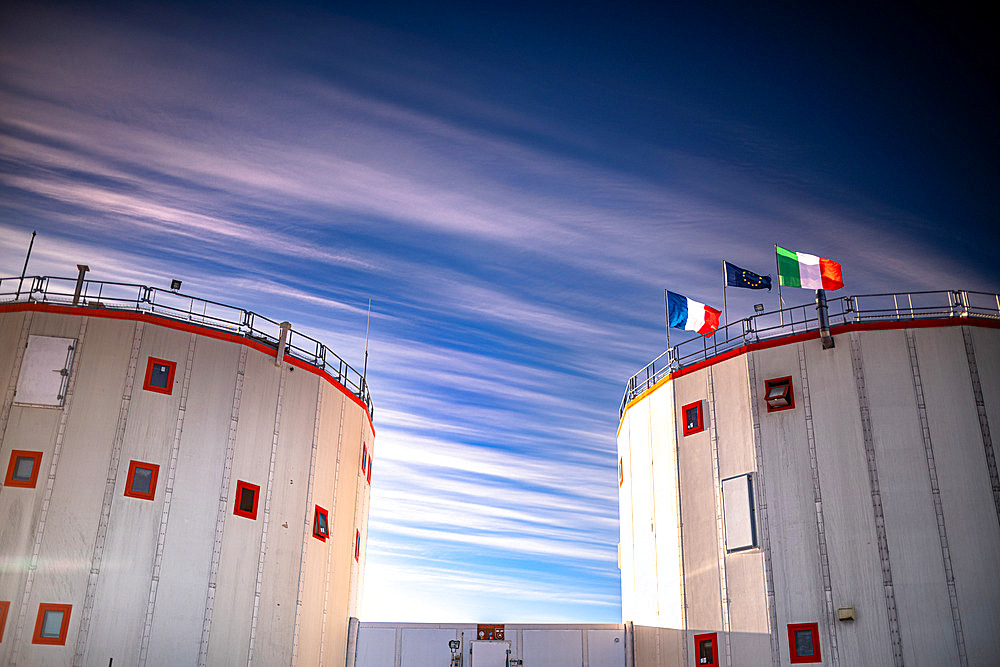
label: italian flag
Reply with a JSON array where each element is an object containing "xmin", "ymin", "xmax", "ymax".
[{"xmin": 776, "ymin": 246, "xmax": 844, "ymax": 290}]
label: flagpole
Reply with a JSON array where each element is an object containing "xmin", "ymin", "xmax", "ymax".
[
  {"xmin": 722, "ymin": 260, "xmax": 728, "ymax": 331},
  {"xmin": 775, "ymin": 243, "xmax": 783, "ymax": 326},
  {"xmin": 663, "ymin": 289, "xmax": 671, "ymax": 353},
  {"xmin": 362, "ymin": 298, "xmax": 371, "ymax": 385}
]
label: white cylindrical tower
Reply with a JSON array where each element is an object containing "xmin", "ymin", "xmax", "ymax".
[
  {"xmin": 618, "ymin": 290, "xmax": 1000, "ymax": 666},
  {"xmin": 0, "ymin": 273, "xmax": 374, "ymax": 666}
]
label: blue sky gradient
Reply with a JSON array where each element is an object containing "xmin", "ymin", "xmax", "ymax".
[{"xmin": 1, "ymin": 2, "xmax": 997, "ymax": 622}]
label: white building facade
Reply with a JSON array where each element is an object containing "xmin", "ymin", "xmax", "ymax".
[
  {"xmin": 618, "ymin": 290, "xmax": 1000, "ymax": 666},
  {"xmin": 0, "ymin": 273, "xmax": 374, "ymax": 666}
]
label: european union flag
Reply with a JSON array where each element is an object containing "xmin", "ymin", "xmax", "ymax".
[{"xmin": 725, "ymin": 261, "xmax": 772, "ymax": 290}]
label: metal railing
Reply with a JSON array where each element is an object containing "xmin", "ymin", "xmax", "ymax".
[
  {"xmin": 1, "ymin": 275, "xmax": 373, "ymax": 419},
  {"xmin": 621, "ymin": 289, "xmax": 1000, "ymax": 417}
]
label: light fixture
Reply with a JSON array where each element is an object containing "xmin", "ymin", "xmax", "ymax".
[
  {"xmin": 765, "ymin": 378, "xmax": 793, "ymax": 410},
  {"xmin": 170, "ymin": 279, "xmax": 182, "ymax": 291},
  {"xmin": 754, "ymin": 303, "xmax": 765, "ymax": 313}
]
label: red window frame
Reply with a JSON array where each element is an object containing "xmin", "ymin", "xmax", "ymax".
[
  {"xmin": 5, "ymin": 450, "xmax": 43, "ymax": 488},
  {"xmin": 619, "ymin": 457, "xmax": 624, "ymax": 487},
  {"xmin": 354, "ymin": 529, "xmax": 361, "ymax": 561},
  {"xmin": 0, "ymin": 600, "xmax": 10, "ymax": 643},
  {"xmin": 367, "ymin": 458, "xmax": 372, "ymax": 485},
  {"xmin": 233, "ymin": 480, "xmax": 261, "ymax": 520},
  {"xmin": 143, "ymin": 357, "xmax": 177, "ymax": 395},
  {"xmin": 362, "ymin": 445, "xmax": 368, "ymax": 475},
  {"xmin": 32, "ymin": 603, "xmax": 72, "ymax": 645},
  {"xmin": 788, "ymin": 622, "xmax": 821, "ymax": 663},
  {"xmin": 313, "ymin": 505, "xmax": 329, "ymax": 541},
  {"xmin": 693, "ymin": 632, "xmax": 718, "ymax": 666},
  {"xmin": 123, "ymin": 460, "xmax": 159, "ymax": 500},
  {"xmin": 682, "ymin": 400, "xmax": 705, "ymax": 436},
  {"xmin": 765, "ymin": 376, "xmax": 795, "ymax": 412}
]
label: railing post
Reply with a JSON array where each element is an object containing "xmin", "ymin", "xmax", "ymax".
[
  {"xmin": 72, "ymin": 265, "xmax": 89, "ymax": 305},
  {"xmin": 276, "ymin": 321, "xmax": 291, "ymax": 367}
]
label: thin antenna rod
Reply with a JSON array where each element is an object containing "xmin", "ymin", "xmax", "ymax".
[
  {"xmin": 775, "ymin": 243, "xmax": 783, "ymax": 326},
  {"xmin": 362, "ymin": 298, "xmax": 371, "ymax": 383},
  {"xmin": 16, "ymin": 231, "xmax": 36, "ymax": 300}
]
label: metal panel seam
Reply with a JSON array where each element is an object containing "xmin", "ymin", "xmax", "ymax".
[
  {"xmin": 138, "ymin": 334, "xmax": 197, "ymax": 666},
  {"xmin": 707, "ymin": 367, "xmax": 733, "ymax": 667},
  {"xmin": 796, "ymin": 345, "xmax": 840, "ymax": 667},
  {"xmin": 247, "ymin": 363, "xmax": 287, "ymax": 665},
  {"xmin": 198, "ymin": 345, "xmax": 248, "ymax": 666},
  {"xmin": 672, "ymin": 383, "xmax": 689, "ymax": 667},
  {"xmin": 647, "ymin": 386, "xmax": 660, "ymax": 619},
  {"xmin": 849, "ymin": 332, "xmax": 904, "ymax": 666},
  {"xmin": 745, "ymin": 351, "xmax": 779, "ymax": 666},
  {"xmin": 290, "ymin": 385, "xmax": 322, "ymax": 666},
  {"xmin": 907, "ymin": 330, "xmax": 968, "ymax": 665},
  {"xmin": 318, "ymin": 395, "xmax": 345, "ymax": 662},
  {"xmin": 73, "ymin": 321, "xmax": 144, "ymax": 666},
  {"xmin": 8, "ymin": 316, "xmax": 84, "ymax": 666},
  {"xmin": 961, "ymin": 326, "xmax": 1000, "ymax": 525},
  {"xmin": 0, "ymin": 311, "xmax": 32, "ymax": 446}
]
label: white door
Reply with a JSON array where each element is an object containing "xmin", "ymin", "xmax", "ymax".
[{"xmin": 470, "ymin": 640, "xmax": 510, "ymax": 667}]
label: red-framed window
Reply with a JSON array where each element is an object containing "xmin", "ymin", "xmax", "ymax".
[
  {"xmin": 123, "ymin": 460, "xmax": 159, "ymax": 500},
  {"xmin": 682, "ymin": 400, "xmax": 705, "ymax": 436},
  {"xmin": 361, "ymin": 445, "xmax": 368, "ymax": 475},
  {"xmin": 32, "ymin": 603, "xmax": 72, "ymax": 645},
  {"xmin": 5, "ymin": 450, "xmax": 43, "ymax": 488},
  {"xmin": 765, "ymin": 376, "xmax": 795, "ymax": 412},
  {"xmin": 367, "ymin": 456, "xmax": 372, "ymax": 485},
  {"xmin": 788, "ymin": 622, "xmax": 821, "ymax": 663},
  {"xmin": 233, "ymin": 481, "xmax": 260, "ymax": 520},
  {"xmin": 354, "ymin": 529, "xmax": 361, "ymax": 562},
  {"xmin": 0, "ymin": 600, "xmax": 10, "ymax": 643},
  {"xmin": 619, "ymin": 457, "xmax": 624, "ymax": 487},
  {"xmin": 143, "ymin": 357, "xmax": 177, "ymax": 394},
  {"xmin": 694, "ymin": 632, "xmax": 718, "ymax": 666},
  {"xmin": 313, "ymin": 505, "xmax": 329, "ymax": 541}
]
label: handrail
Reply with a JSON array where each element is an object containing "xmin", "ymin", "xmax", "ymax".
[
  {"xmin": 620, "ymin": 289, "xmax": 1000, "ymax": 417},
  {"xmin": 0, "ymin": 274, "xmax": 373, "ymax": 420}
]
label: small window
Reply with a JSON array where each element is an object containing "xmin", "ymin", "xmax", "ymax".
[
  {"xmin": 143, "ymin": 357, "xmax": 177, "ymax": 394},
  {"xmin": 765, "ymin": 376, "xmax": 794, "ymax": 412},
  {"xmin": 5, "ymin": 450, "xmax": 43, "ymax": 488},
  {"xmin": 367, "ymin": 457, "xmax": 372, "ymax": 485},
  {"xmin": 32, "ymin": 603, "xmax": 72, "ymax": 645},
  {"xmin": 313, "ymin": 505, "xmax": 329, "ymax": 541},
  {"xmin": 788, "ymin": 623, "xmax": 821, "ymax": 663},
  {"xmin": 354, "ymin": 529, "xmax": 361, "ymax": 562},
  {"xmin": 361, "ymin": 445, "xmax": 368, "ymax": 475},
  {"xmin": 123, "ymin": 460, "xmax": 159, "ymax": 500},
  {"xmin": 234, "ymin": 481, "xmax": 260, "ymax": 520},
  {"xmin": 694, "ymin": 632, "xmax": 718, "ymax": 665},
  {"xmin": 619, "ymin": 457, "xmax": 624, "ymax": 487},
  {"xmin": 682, "ymin": 400, "xmax": 705, "ymax": 436},
  {"xmin": 0, "ymin": 600, "xmax": 10, "ymax": 643}
]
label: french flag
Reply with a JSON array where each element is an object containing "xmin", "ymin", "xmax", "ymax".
[{"xmin": 667, "ymin": 291, "xmax": 722, "ymax": 337}]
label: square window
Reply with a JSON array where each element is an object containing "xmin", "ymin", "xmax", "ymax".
[
  {"xmin": 5, "ymin": 450, "xmax": 43, "ymax": 488},
  {"xmin": 355, "ymin": 529, "xmax": 361, "ymax": 561},
  {"xmin": 313, "ymin": 505, "xmax": 329, "ymax": 541},
  {"xmin": 143, "ymin": 357, "xmax": 177, "ymax": 395},
  {"xmin": 0, "ymin": 600, "xmax": 10, "ymax": 643},
  {"xmin": 765, "ymin": 376, "xmax": 795, "ymax": 412},
  {"xmin": 234, "ymin": 480, "xmax": 261, "ymax": 520},
  {"xmin": 362, "ymin": 445, "xmax": 368, "ymax": 475},
  {"xmin": 694, "ymin": 632, "xmax": 718, "ymax": 665},
  {"xmin": 32, "ymin": 603, "xmax": 72, "ymax": 645},
  {"xmin": 619, "ymin": 458, "xmax": 624, "ymax": 487},
  {"xmin": 367, "ymin": 457, "xmax": 372, "ymax": 485},
  {"xmin": 788, "ymin": 622, "xmax": 821, "ymax": 663},
  {"xmin": 682, "ymin": 400, "xmax": 705, "ymax": 436},
  {"xmin": 124, "ymin": 461, "xmax": 159, "ymax": 500}
]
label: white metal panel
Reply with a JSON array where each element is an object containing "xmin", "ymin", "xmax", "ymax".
[
  {"xmin": 401, "ymin": 628, "xmax": 458, "ymax": 667},
  {"xmin": 587, "ymin": 628, "xmax": 626, "ymax": 667},
  {"xmin": 721, "ymin": 474, "xmax": 755, "ymax": 552},
  {"xmin": 647, "ymin": 383, "xmax": 684, "ymax": 629},
  {"xmin": 470, "ymin": 640, "xmax": 510, "ymax": 667},
  {"xmin": 626, "ymin": 396, "xmax": 657, "ymax": 622},
  {"xmin": 14, "ymin": 334, "xmax": 76, "ymax": 405},
  {"xmin": 521, "ymin": 629, "xmax": 580, "ymax": 667},
  {"xmin": 355, "ymin": 627, "xmax": 396, "ymax": 667}
]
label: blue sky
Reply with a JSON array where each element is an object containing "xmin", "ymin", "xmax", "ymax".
[{"xmin": 1, "ymin": 2, "xmax": 996, "ymax": 623}]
